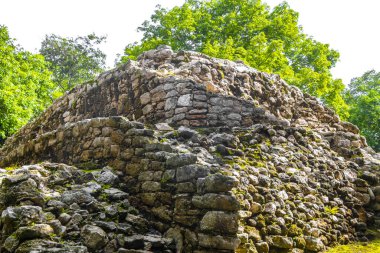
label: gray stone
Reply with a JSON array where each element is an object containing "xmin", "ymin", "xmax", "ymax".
[
  {"xmin": 250, "ymin": 202, "xmax": 262, "ymax": 214},
  {"xmin": 194, "ymin": 94, "xmax": 207, "ymax": 101},
  {"xmin": 14, "ymin": 239, "xmax": 88, "ymax": 253},
  {"xmin": 125, "ymin": 128, "xmax": 154, "ymax": 137},
  {"xmin": 82, "ymin": 181, "xmax": 102, "ymax": 195},
  {"xmin": 263, "ymin": 202, "xmax": 277, "ymax": 214},
  {"xmin": 94, "ymin": 221, "xmax": 117, "ymax": 232},
  {"xmin": 165, "ymin": 97, "xmax": 177, "ymax": 111},
  {"xmin": 198, "ymin": 173, "xmax": 239, "ymax": 193},
  {"xmin": 255, "ymin": 241, "xmax": 269, "ymax": 253},
  {"xmin": 47, "ymin": 200, "xmax": 68, "ymax": 210},
  {"xmin": 172, "ymin": 113, "xmax": 186, "ymax": 121},
  {"xmin": 176, "ymin": 182, "xmax": 195, "ymax": 193},
  {"xmin": 151, "ymin": 90, "xmax": 166, "ymax": 103},
  {"xmin": 61, "ymin": 190, "xmax": 95, "ymax": 205},
  {"xmin": 165, "ymin": 227, "xmax": 184, "ymax": 252},
  {"xmin": 305, "ymin": 236, "xmax": 325, "ymax": 252},
  {"xmin": 178, "ymin": 126, "xmax": 197, "ymax": 139},
  {"xmin": 161, "ymin": 169, "xmax": 176, "ymax": 183},
  {"xmin": 81, "ymin": 225, "xmax": 108, "ymax": 250},
  {"xmin": 192, "ymin": 193, "xmax": 240, "ymax": 211},
  {"xmin": 211, "ymin": 133, "xmax": 239, "ymax": 147},
  {"xmin": 209, "ymin": 97, "xmax": 223, "ymax": 105},
  {"xmin": 58, "ymin": 213, "xmax": 71, "ymax": 225},
  {"xmin": 175, "ymin": 107, "xmax": 188, "ymax": 114},
  {"xmin": 200, "ymin": 211, "xmax": 239, "ymax": 234},
  {"xmin": 198, "ymin": 233, "xmax": 240, "ymax": 250},
  {"xmin": 176, "ymin": 164, "xmax": 209, "ymax": 182},
  {"xmin": 48, "ymin": 219, "xmax": 66, "ymax": 236},
  {"xmin": 103, "ymin": 188, "xmax": 128, "ymax": 200},
  {"xmin": 155, "ymin": 123, "xmax": 174, "ymax": 131},
  {"xmin": 267, "ymin": 235, "xmax": 293, "ymax": 249},
  {"xmin": 4, "ymin": 235, "xmax": 19, "ymax": 252},
  {"xmin": 95, "ymin": 167, "xmax": 119, "ymax": 185},
  {"xmin": 245, "ymin": 226, "xmax": 261, "ymax": 242},
  {"xmin": 140, "ymin": 92, "xmax": 151, "ymax": 105},
  {"xmin": 166, "ymin": 153, "xmax": 198, "ymax": 168},
  {"xmin": 227, "ymin": 113, "xmax": 242, "ymax": 121},
  {"xmin": 141, "ymin": 181, "xmax": 161, "ymax": 192},
  {"xmin": 267, "ymin": 224, "xmax": 282, "ymax": 235},
  {"xmin": 16, "ymin": 224, "xmax": 54, "ymax": 240},
  {"xmin": 372, "ymin": 186, "xmax": 380, "ymax": 196},
  {"xmin": 1, "ymin": 206, "xmax": 44, "ymax": 229},
  {"xmin": 166, "ymin": 89, "xmax": 179, "ymax": 98},
  {"xmin": 177, "ymin": 94, "xmax": 192, "ymax": 107}
]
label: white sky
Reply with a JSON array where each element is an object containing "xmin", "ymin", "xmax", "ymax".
[{"xmin": 1, "ymin": 0, "xmax": 379, "ymax": 84}]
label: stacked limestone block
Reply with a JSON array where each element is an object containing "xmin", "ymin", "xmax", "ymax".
[
  {"xmin": 1, "ymin": 46, "xmax": 367, "ymax": 157},
  {"xmin": 0, "ymin": 117, "xmax": 246, "ymax": 252}
]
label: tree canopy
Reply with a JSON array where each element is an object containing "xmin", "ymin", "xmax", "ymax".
[
  {"xmin": 121, "ymin": 0, "xmax": 348, "ymax": 118},
  {"xmin": 40, "ymin": 33, "xmax": 106, "ymax": 95},
  {"xmin": 0, "ymin": 25, "xmax": 54, "ymax": 141},
  {"xmin": 345, "ymin": 70, "xmax": 380, "ymax": 151}
]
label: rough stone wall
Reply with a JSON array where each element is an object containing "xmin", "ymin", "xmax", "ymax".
[
  {"xmin": 0, "ymin": 116, "xmax": 244, "ymax": 252},
  {"xmin": 0, "ymin": 163, "xmax": 176, "ymax": 252},
  {"xmin": 2, "ymin": 46, "xmax": 366, "ymax": 158},
  {"xmin": 1, "ymin": 115, "xmax": 379, "ymax": 252},
  {"xmin": 0, "ymin": 46, "xmax": 379, "ymax": 253}
]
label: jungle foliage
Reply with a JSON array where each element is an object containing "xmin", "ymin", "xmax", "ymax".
[
  {"xmin": 121, "ymin": 0, "xmax": 348, "ymax": 118},
  {"xmin": 0, "ymin": 26, "xmax": 54, "ymax": 141}
]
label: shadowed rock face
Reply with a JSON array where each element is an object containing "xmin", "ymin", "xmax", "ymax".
[{"xmin": 0, "ymin": 46, "xmax": 379, "ymax": 253}]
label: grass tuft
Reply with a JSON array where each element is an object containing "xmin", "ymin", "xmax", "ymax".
[{"xmin": 326, "ymin": 240, "xmax": 380, "ymax": 253}]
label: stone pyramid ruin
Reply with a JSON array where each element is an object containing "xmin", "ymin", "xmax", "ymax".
[{"xmin": 0, "ymin": 45, "xmax": 379, "ymax": 253}]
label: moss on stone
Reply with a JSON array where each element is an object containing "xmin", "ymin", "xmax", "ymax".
[
  {"xmin": 324, "ymin": 206, "xmax": 339, "ymax": 215},
  {"xmin": 76, "ymin": 161, "xmax": 100, "ymax": 170},
  {"xmin": 326, "ymin": 240, "xmax": 380, "ymax": 253}
]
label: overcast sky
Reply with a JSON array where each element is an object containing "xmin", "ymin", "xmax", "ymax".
[{"xmin": 1, "ymin": 0, "xmax": 379, "ymax": 84}]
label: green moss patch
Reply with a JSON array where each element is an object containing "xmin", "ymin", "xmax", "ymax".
[{"xmin": 326, "ymin": 240, "xmax": 380, "ymax": 253}]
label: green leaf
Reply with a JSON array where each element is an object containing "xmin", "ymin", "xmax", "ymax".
[{"xmin": 119, "ymin": 0, "xmax": 348, "ymax": 118}]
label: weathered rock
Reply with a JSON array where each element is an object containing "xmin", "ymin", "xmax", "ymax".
[
  {"xmin": 178, "ymin": 126, "xmax": 197, "ymax": 139},
  {"xmin": 166, "ymin": 153, "xmax": 198, "ymax": 168},
  {"xmin": 211, "ymin": 133, "xmax": 239, "ymax": 148},
  {"xmin": 176, "ymin": 164, "xmax": 209, "ymax": 182},
  {"xmin": 94, "ymin": 167, "xmax": 119, "ymax": 185},
  {"xmin": 1, "ymin": 206, "xmax": 45, "ymax": 235},
  {"xmin": 192, "ymin": 193, "xmax": 240, "ymax": 211},
  {"xmin": 61, "ymin": 190, "xmax": 95, "ymax": 205},
  {"xmin": 267, "ymin": 235, "xmax": 293, "ymax": 249},
  {"xmin": 255, "ymin": 241, "xmax": 269, "ymax": 253},
  {"xmin": 263, "ymin": 202, "xmax": 277, "ymax": 214},
  {"xmin": 250, "ymin": 202, "xmax": 262, "ymax": 214},
  {"xmin": 81, "ymin": 225, "xmax": 108, "ymax": 250},
  {"xmin": 198, "ymin": 233, "xmax": 240, "ymax": 250},
  {"xmin": 200, "ymin": 211, "xmax": 239, "ymax": 234},
  {"xmin": 177, "ymin": 94, "xmax": 192, "ymax": 107},
  {"xmin": 4, "ymin": 235, "xmax": 20, "ymax": 252},
  {"xmin": 16, "ymin": 224, "xmax": 54, "ymax": 240},
  {"xmin": 14, "ymin": 239, "xmax": 88, "ymax": 253},
  {"xmin": 103, "ymin": 188, "xmax": 128, "ymax": 200},
  {"xmin": 198, "ymin": 173, "xmax": 239, "ymax": 193},
  {"xmin": 304, "ymin": 236, "xmax": 325, "ymax": 252}
]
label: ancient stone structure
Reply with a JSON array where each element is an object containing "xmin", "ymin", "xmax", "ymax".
[{"xmin": 0, "ymin": 46, "xmax": 379, "ymax": 253}]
